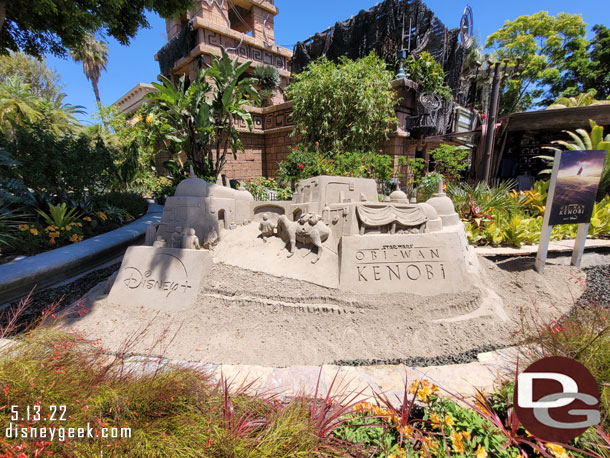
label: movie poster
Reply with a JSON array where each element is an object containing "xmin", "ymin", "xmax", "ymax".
[{"xmin": 548, "ymin": 150, "xmax": 607, "ymax": 226}]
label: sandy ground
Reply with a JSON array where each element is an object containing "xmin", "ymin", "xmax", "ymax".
[{"xmin": 61, "ymin": 255, "xmax": 584, "ymax": 367}]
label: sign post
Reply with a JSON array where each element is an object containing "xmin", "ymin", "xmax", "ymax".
[{"xmin": 535, "ymin": 149, "xmax": 607, "ymax": 274}]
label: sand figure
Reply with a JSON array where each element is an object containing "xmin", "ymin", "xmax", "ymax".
[
  {"xmin": 152, "ymin": 236, "xmax": 167, "ymax": 248},
  {"xmin": 277, "ymin": 213, "xmax": 330, "ymax": 264},
  {"xmin": 182, "ymin": 228, "xmax": 201, "ymax": 250},
  {"xmin": 258, "ymin": 214, "xmax": 276, "ymax": 242},
  {"xmin": 171, "ymin": 227, "xmax": 184, "ymax": 248},
  {"xmin": 144, "ymin": 225, "xmax": 157, "ymax": 246}
]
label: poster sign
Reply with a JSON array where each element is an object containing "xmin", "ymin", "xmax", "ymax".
[
  {"xmin": 548, "ymin": 150, "xmax": 606, "ymax": 225},
  {"xmin": 535, "ymin": 149, "xmax": 607, "ymax": 273}
]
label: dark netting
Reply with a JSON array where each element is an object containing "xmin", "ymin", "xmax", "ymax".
[
  {"xmin": 292, "ymin": 0, "xmax": 467, "ymax": 136},
  {"xmin": 157, "ymin": 22, "xmax": 197, "ymax": 77}
]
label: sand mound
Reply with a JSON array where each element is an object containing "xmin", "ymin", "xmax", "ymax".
[{"xmin": 62, "ymin": 256, "xmax": 584, "ymax": 367}]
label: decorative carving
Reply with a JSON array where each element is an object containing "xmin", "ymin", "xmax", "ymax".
[
  {"xmin": 277, "ymin": 213, "xmax": 330, "ymax": 264},
  {"xmin": 258, "ymin": 213, "xmax": 276, "ymax": 242},
  {"xmin": 171, "ymin": 227, "xmax": 184, "ymax": 248},
  {"xmin": 181, "ymin": 228, "xmax": 201, "ymax": 250}
]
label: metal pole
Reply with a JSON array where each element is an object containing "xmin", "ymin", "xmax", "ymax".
[{"xmin": 483, "ymin": 62, "xmax": 501, "ymax": 183}]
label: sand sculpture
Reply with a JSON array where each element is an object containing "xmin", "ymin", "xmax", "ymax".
[{"xmin": 108, "ymin": 171, "xmax": 479, "ymax": 304}]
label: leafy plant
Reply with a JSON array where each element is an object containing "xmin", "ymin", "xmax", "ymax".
[
  {"xmin": 243, "ymin": 177, "xmax": 292, "ymax": 201},
  {"xmin": 35, "ymin": 202, "xmax": 81, "ymax": 227},
  {"xmin": 100, "ymin": 191, "xmax": 148, "ymax": 218},
  {"xmin": 252, "ymin": 65, "xmax": 280, "ymax": 107},
  {"xmin": 286, "ymin": 53, "xmax": 397, "ymax": 155},
  {"xmin": 143, "ymin": 48, "xmax": 259, "ymax": 179},
  {"xmin": 405, "ymin": 52, "xmax": 453, "ymax": 101},
  {"xmin": 429, "ymin": 145, "xmax": 469, "ymax": 183}
]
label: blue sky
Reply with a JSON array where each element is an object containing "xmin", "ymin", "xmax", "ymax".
[{"xmin": 44, "ymin": 0, "xmax": 607, "ymax": 123}]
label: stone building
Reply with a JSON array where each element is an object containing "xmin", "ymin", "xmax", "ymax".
[{"xmin": 115, "ymin": 0, "xmax": 475, "ymax": 184}]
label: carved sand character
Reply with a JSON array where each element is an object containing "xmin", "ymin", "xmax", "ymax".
[
  {"xmin": 144, "ymin": 225, "xmax": 157, "ymax": 246},
  {"xmin": 258, "ymin": 214, "xmax": 276, "ymax": 242},
  {"xmin": 182, "ymin": 228, "xmax": 201, "ymax": 250},
  {"xmin": 171, "ymin": 227, "xmax": 184, "ymax": 248},
  {"xmin": 277, "ymin": 213, "xmax": 330, "ymax": 264}
]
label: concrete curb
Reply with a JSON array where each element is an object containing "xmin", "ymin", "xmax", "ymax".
[
  {"xmin": 474, "ymin": 238, "xmax": 610, "ymax": 257},
  {"xmin": 0, "ymin": 204, "xmax": 163, "ymax": 305}
]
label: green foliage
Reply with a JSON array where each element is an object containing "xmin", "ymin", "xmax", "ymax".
[
  {"xmin": 1, "ymin": 0, "xmax": 196, "ymax": 58},
  {"xmin": 286, "ymin": 53, "xmax": 397, "ymax": 154},
  {"xmin": 243, "ymin": 177, "xmax": 292, "ymax": 201},
  {"xmin": 429, "ymin": 145, "xmax": 469, "ymax": 183},
  {"xmin": 405, "ymin": 52, "xmax": 453, "ymax": 101},
  {"xmin": 550, "ymin": 24, "xmax": 610, "ymax": 102},
  {"xmin": 35, "ymin": 202, "xmax": 81, "ymax": 227},
  {"xmin": 547, "ymin": 90, "xmax": 610, "ymax": 109},
  {"xmin": 485, "ymin": 11, "xmax": 588, "ymax": 114},
  {"xmin": 143, "ymin": 48, "xmax": 258, "ymax": 179},
  {"xmin": 451, "ymin": 179, "xmax": 610, "ymax": 247},
  {"xmin": 0, "ymin": 52, "xmax": 63, "ymax": 99},
  {"xmin": 252, "ymin": 65, "xmax": 280, "ymax": 106},
  {"xmin": 278, "ymin": 149, "xmax": 395, "ymax": 192},
  {"xmin": 1, "ymin": 123, "xmax": 116, "ymax": 200},
  {"xmin": 99, "ymin": 191, "xmax": 148, "ymax": 218}
]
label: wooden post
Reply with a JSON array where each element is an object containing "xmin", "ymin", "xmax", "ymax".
[{"xmin": 535, "ymin": 150, "xmax": 561, "ymax": 274}]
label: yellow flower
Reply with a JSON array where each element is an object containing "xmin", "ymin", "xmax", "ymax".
[
  {"xmin": 70, "ymin": 234, "xmax": 80, "ymax": 243},
  {"xmin": 50, "ymin": 231, "xmax": 60, "ymax": 238},
  {"xmin": 399, "ymin": 424, "xmax": 414, "ymax": 438},
  {"xmin": 444, "ymin": 415, "xmax": 455, "ymax": 427},
  {"xmin": 96, "ymin": 211, "xmax": 107, "ymax": 221},
  {"xmin": 29, "ymin": 228, "xmax": 39, "ymax": 235},
  {"xmin": 75, "ymin": 222, "xmax": 83, "ymax": 227},
  {"xmin": 146, "ymin": 113, "xmax": 153, "ymax": 123},
  {"xmin": 19, "ymin": 224, "xmax": 29, "ymax": 231},
  {"xmin": 461, "ymin": 430, "xmax": 471, "ymax": 441},
  {"xmin": 83, "ymin": 216, "xmax": 92, "ymax": 222},
  {"xmin": 429, "ymin": 412, "xmax": 440, "ymax": 428},
  {"xmin": 450, "ymin": 431, "xmax": 465, "ymax": 454},
  {"xmin": 133, "ymin": 114, "xmax": 143, "ymax": 124},
  {"xmin": 475, "ymin": 445, "xmax": 488, "ymax": 458},
  {"xmin": 546, "ymin": 443, "xmax": 569, "ymax": 458},
  {"xmin": 60, "ymin": 226, "xmax": 65, "ymax": 230},
  {"xmin": 421, "ymin": 436, "xmax": 439, "ymax": 453}
]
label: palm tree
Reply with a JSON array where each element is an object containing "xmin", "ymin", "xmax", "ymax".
[
  {"xmin": 70, "ymin": 35, "xmax": 108, "ymax": 104},
  {"xmin": 547, "ymin": 91, "xmax": 610, "ymax": 110},
  {"xmin": 0, "ymin": 76, "xmax": 43, "ymax": 138}
]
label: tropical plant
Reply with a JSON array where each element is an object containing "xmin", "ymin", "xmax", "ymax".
[
  {"xmin": 405, "ymin": 51, "xmax": 453, "ymax": 101},
  {"xmin": 547, "ymin": 90, "xmax": 610, "ymax": 109},
  {"xmin": 35, "ymin": 202, "xmax": 81, "ymax": 227},
  {"xmin": 143, "ymin": 48, "xmax": 258, "ymax": 179},
  {"xmin": 70, "ymin": 35, "xmax": 108, "ymax": 104},
  {"xmin": 429, "ymin": 144, "xmax": 469, "ymax": 183},
  {"xmin": 243, "ymin": 177, "xmax": 292, "ymax": 201},
  {"xmin": 0, "ymin": 52, "xmax": 63, "ymax": 99},
  {"xmin": 252, "ymin": 65, "xmax": 280, "ymax": 106},
  {"xmin": 0, "ymin": 76, "xmax": 43, "ymax": 137},
  {"xmin": 286, "ymin": 53, "xmax": 397, "ymax": 155}
]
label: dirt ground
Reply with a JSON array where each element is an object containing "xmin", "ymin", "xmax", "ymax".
[{"xmin": 61, "ymin": 255, "xmax": 585, "ymax": 367}]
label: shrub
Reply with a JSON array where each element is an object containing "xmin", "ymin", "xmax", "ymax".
[
  {"xmin": 287, "ymin": 53, "xmax": 397, "ymax": 154},
  {"xmin": 243, "ymin": 177, "xmax": 292, "ymax": 201},
  {"xmin": 405, "ymin": 52, "xmax": 453, "ymax": 101},
  {"xmin": 100, "ymin": 191, "xmax": 148, "ymax": 218},
  {"xmin": 0, "ymin": 123, "xmax": 116, "ymax": 200}
]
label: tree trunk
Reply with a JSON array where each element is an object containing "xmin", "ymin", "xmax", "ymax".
[
  {"xmin": 0, "ymin": 1, "xmax": 6, "ymax": 33},
  {"xmin": 92, "ymin": 81, "xmax": 101, "ymax": 103}
]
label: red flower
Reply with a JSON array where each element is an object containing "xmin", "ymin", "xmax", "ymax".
[
  {"xmin": 315, "ymin": 141, "xmax": 319, "ymax": 146},
  {"xmin": 328, "ymin": 160, "xmax": 333, "ymax": 164},
  {"xmin": 298, "ymin": 164, "xmax": 304, "ymax": 169},
  {"xmin": 294, "ymin": 145, "xmax": 298, "ymax": 151}
]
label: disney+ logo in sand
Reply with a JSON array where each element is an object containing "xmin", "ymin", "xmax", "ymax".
[{"xmin": 515, "ymin": 356, "xmax": 600, "ymax": 443}]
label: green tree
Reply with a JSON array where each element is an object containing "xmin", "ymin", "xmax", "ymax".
[
  {"xmin": 485, "ymin": 11, "xmax": 588, "ymax": 114},
  {"xmin": 286, "ymin": 53, "xmax": 397, "ymax": 155},
  {"xmin": 70, "ymin": 35, "xmax": 108, "ymax": 104},
  {"xmin": 551, "ymin": 24, "xmax": 610, "ymax": 100},
  {"xmin": 547, "ymin": 90, "xmax": 610, "ymax": 109},
  {"xmin": 405, "ymin": 51, "xmax": 453, "ymax": 101},
  {"xmin": 1, "ymin": 0, "xmax": 195, "ymax": 58},
  {"xmin": 0, "ymin": 52, "xmax": 62, "ymax": 99},
  {"xmin": 143, "ymin": 48, "xmax": 258, "ymax": 179}
]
